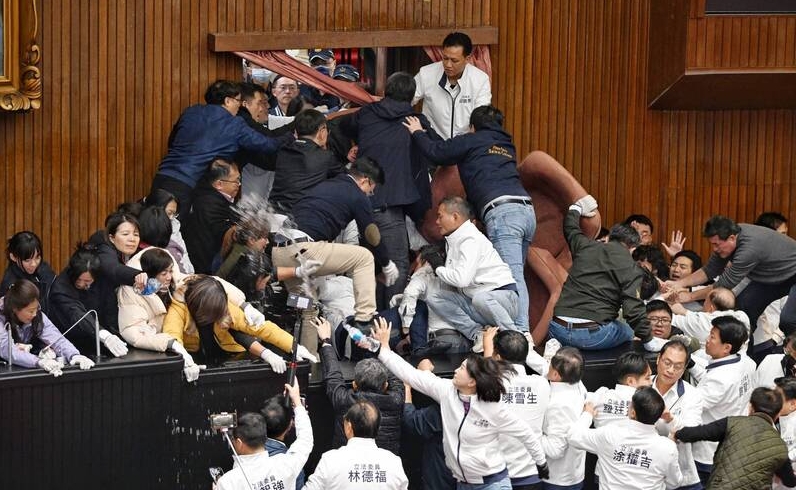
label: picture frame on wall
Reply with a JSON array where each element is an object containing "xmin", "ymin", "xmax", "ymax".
[{"xmin": 0, "ymin": 0, "xmax": 41, "ymax": 111}]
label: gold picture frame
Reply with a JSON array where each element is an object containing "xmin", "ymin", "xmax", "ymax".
[{"xmin": 0, "ymin": 0, "xmax": 41, "ymax": 111}]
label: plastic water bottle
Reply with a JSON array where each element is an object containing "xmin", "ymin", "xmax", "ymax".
[
  {"xmin": 138, "ymin": 277, "xmax": 161, "ymax": 295},
  {"xmin": 343, "ymin": 323, "xmax": 381, "ymax": 352}
]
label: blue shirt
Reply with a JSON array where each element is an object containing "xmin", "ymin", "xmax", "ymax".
[{"xmin": 156, "ymin": 104, "xmax": 291, "ymax": 187}]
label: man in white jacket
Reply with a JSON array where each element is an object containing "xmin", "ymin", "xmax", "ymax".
[
  {"xmin": 427, "ymin": 196, "xmax": 519, "ymax": 350},
  {"xmin": 412, "ymin": 31, "xmax": 491, "ymax": 139},
  {"xmin": 570, "ymin": 386, "xmax": 682, "ymax": 490},
  {"xmin": 217, "ymin": 381, "xmax": 312, "ymax": 490},
  {"xmin": 303, "ymin": 400, "xmax": 407, "ymax": 490}
]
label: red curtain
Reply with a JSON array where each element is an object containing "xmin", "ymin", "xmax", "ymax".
[
  {"xmin": 422, "ymin": 45, "xmax": 493, "ymax": 81},
  {"xmin": 235, "ymin": 50, "xmax": 379, "ymax": 106}
]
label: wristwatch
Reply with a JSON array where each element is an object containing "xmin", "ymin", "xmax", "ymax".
[{"xmin": 319, "ymin": 338, "xmax": 332, "ymax": 347}]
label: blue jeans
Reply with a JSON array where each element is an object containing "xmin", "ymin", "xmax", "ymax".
[
  {"xmin": 428, "ymin": 289, "xmax": 519, "ymax": 340},
  {"xmin": 547, "ymin": 319, "xmax": 633, "ymax": 350},
  {"xmin": 484, "ymin": 202, "xmax": 536, "ymax": 331}
]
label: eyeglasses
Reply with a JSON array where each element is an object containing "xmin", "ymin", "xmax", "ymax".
[
  {"xmin": 648, "ymin": 317, "xmax": 671, "ymax": 325},
  {"xmin": 220, "ymin": 178, "xmax": 242, "ymax": 186},
  {"xmin": 659, "ymin": 359, "xmax": 686, "ymax": 371},
  {"xmin": 275, "ymin": 84, "xmax": 298, "ymax": 92}
]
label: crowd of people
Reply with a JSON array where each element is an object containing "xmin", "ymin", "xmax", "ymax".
[{"xmin": 3, "ymin": 30, "xmax": 796, "ymax": 490}]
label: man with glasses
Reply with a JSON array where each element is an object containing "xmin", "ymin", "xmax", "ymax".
[
  {"xmin": 151, "ymin": 80, "xmax": 293, "ymax": 216},
  {"xmin": 182, "ymin": 158, "xmax": 241, "ymax": 274},
  {"xmin": 652, "ymin": 339, "xmax": 704, "ymax": 490},
  {"xmin": 270, "ymin": 75, "xmax": 299, "ymax": 116}
]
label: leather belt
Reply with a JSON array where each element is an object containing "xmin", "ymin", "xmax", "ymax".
[
  {"xmin": 552, "ymin": 316, "xmax": 601, "ymax": 330},
  {"xmin": 428, "ymin": 329, "xmax": 463, "ymax": 340},
  {"xmin": 273, "ymin": 235, "xmax": 312, "ymax": 247},
  {"xmin": 482, "ymin": 197, "xmax": 533, "ymax": 217}
]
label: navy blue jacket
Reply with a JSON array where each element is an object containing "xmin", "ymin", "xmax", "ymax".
[
  {"xmin": 340, "ymin": 98, "xmax": 438, "ymax": 209},
  {"xmin": 182, "ymin": 183, "xmax": 235, "ymax": 274},
  {"xmin": 403, "ymin": 402, "xmax": 456, "ymax": 489},
  {"xmin": 156, "ymin": 104, "xmax": 292, "ymax": 188},
  {"xmin": 411, "ymin": 123, "xmax": 529, "ymax": 217},
  {"xmin": 292, "ymin": 174, "xmax": 390, "ymax": 266},
  {"xmin": 270, "ymin": 138, "xmax": 343, "ymax": 213}
]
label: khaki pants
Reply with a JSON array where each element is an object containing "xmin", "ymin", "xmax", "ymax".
[{"xmin": 272, "ymin": 241, "xmax": 377, "ymax": 353}]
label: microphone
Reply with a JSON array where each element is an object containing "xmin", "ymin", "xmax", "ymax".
[
  {"xmin": 5, "ymin": 322, "xmax": 12, "ymax": 372},
  {"xmin": 40, "ymin": 309, "xmax": 101, "ymax": 363}
]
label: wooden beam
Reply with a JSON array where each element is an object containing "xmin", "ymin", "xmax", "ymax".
[{"xmin": 208, "ymin": 27, "xmax": 499, "ymax": 52}]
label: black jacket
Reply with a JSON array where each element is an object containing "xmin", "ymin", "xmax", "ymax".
[
  {"xmin": 86, "ymin": 230, "xmax": 140, "ymax": 333},
  {"xmin": 0, "ymin": 261, "xmax": 57, "ymax": 315},
  {"xmin": 234, "ymin": 107, "xmax": 295, "ymax": 172},
  {"xmin": 292, "ymin": 174, "xmax": 390, "ymax": 265},
  {"xmin": 269, "ymin": 138, "xmax": 343, "ymax": 212},
  {"xmin": 411, "ymin": 122, "xmax": 529, "ymax": 218},
  {"xmin": 340, "ymin": 98, "xmax": 438, "ymax": 209},
  {"xmin": 320, "ymin": 344, "xmax": 404, "ymax": 455},
  {"xmin": 182, "ymin": 182, "xmax": 235, "ymax": 274},
  {"xmin": 48, "ymin": 270, "xmax": 103, "ymax": 342}
]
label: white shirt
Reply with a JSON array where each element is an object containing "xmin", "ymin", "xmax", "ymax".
[
  {"xmin": 218, "ymin": 406, "xmax": 312, "ymax": 490},
  {"xmin": 378, "ymin": 349, "xmax": 546, "ymax": 484},
  {"xmin": 569, "ymin": 417, "xmax": 682, "ymax": 490},
  {"xmin": 541, "ymin": 381, "xmax": 589, "ymax": 486},
  {"xmin": 436, "ymin": 220, "xmax": 515, "ymax": 298},
  {"xmin": 589, "ymin": 384, "xmax": 637, "ymax": 428},
  {"xmin": 499, "ymin": 365, "xmax": 551, "ymax": 479},
  {"xmin": 302, "ymin": 437, "xmax": 407, "ymax": 490},
  {"xmin": 398, "ymin": 263, "xmax": 456, "ymax": 334},
  {"xmin": 671, "ymin": 309, "xmax": 750, "ymax": 348},
  {"xmin": 652, "ymin": 377, "xmax": 703, "ymax": 488},
  {"xmin": 412, "ymin": 61, "xmax": 491, "ymax": 139},
  {"xmin": 754, "ymin": 296, "xmax": 788, "ymax": 348},
  {"xmin": 755, "ymin": 353, "xmax": 787, "ymax": 389},
  {"xmin": 689, "ymin": 353, "xmax": 756, "ymax": 464}
]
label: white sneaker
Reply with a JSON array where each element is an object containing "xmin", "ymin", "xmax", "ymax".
[
  {"xmin": 472, "ymin": 332, "xmax": 484, "ymax": 353},
  {"xmin": 543, "ymin": 338, "xmax": 562, "ymax": 362}
]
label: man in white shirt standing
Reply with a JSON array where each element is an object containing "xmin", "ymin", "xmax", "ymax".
[
  {"xmin": 651, "ymin": 339, "xmax": 703, "ymax": 490},
  {"xmin": 590, "ymin": 351, "xmax": 652, "ymax": 428},
  {"xmin": 484, "ymin": 327, "xmax": 551, "ymax": 488},
  {"xmin": 413, "ymin": 32, "xmax": 491, "ymax": 140},
  {"xmin": 570, "ymin": 386, "xmax": 682, "ymax": 490},
  {"xmin": 670, "ymin": 287, "xmax": 751, "ymax": 348},
  {"xmin": 688, "ymin": 315, "xmax": 756, "ymax": 487},
  {"xmin": 303, "ymin": 400, "xmax": 408, "ymax": 490},
  {"xmin": 427, "ymin": 196, "xmax": 519, "ymax": 350},
  {"xmin": 216, "ymin": 381, "xmax": 313, "ymax": 490}
]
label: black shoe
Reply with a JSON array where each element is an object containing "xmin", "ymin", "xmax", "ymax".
[{"xmin": 413, "ymin": 339, "xmax": 452, "ymax": 357}]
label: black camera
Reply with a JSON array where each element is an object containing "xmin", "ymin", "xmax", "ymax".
[
  {"xmin": 286, "ymin": 293, "xmax": 312, "ymax": 309},
  {"xmin": 209, "ymin": 411, "xmax": 237, "ymax": 432}
]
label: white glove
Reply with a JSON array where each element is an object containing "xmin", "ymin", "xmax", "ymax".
[
  {"xmin": 643, "ymin": 337, "xmax": 667, "ymax": 352},
  {"xmin": 389, "ymin": 294, "xmax": 404, "ymax": 308},
  {"xmin": 243, "ymin": 303, "xmax": 265, "ymax": 326},
  {"xmin": 574, "ymin": 194, "xmax": 598, "ymax": 217},
  {"xmin": 295, "ymin": 259, "xmax": 323, "ymax": 279},
  {"xmin": 382, "ymin": 260, "xmax": 399, "ymax": 287},
  {"xmin": 38, "ymin": 346, "xmax": 57, "ymax": 361},
  {"xmin": 260, "ymin": 349, "xmax": 287, "ymax": 373},
  {"xmin": 99, "ymin": 329, "xmax": 128, "ymax": 357},
  {"xmin": 38, "ymin": 358, "xmax": 64, "ymax": 377},
  {"xmin": 171, "ymin": 341, "xmax": 207, "ymax": 382},
  {"xmin": 295, "ymin": 344, "xmax": 318, "ymax": 363},
  {"xmin": 70, "ymin": 354, "xmax": 95, "ymax": 370}
]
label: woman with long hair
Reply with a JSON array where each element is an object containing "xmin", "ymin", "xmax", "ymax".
[
  {"xmin": 162, "ymin": 275, "xmax": 317, "ymax": 374},
  {"xmin": 369, "ymin": 319, "xmax": 548, "ymax": 490},
  {"xmin": 48, "ymin": 244, "xmax": 128, "ymax": 357},
  {"xmin": 143, "ymin": 188, "xmax": 195, "ymax": 274},
  {"xmin": 0, "ymin": 279, "xmax": 95, "ymax": 375},
  {"xmin": 0, "ymin": 231, "xmax": 57, "ymax": 315}
]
